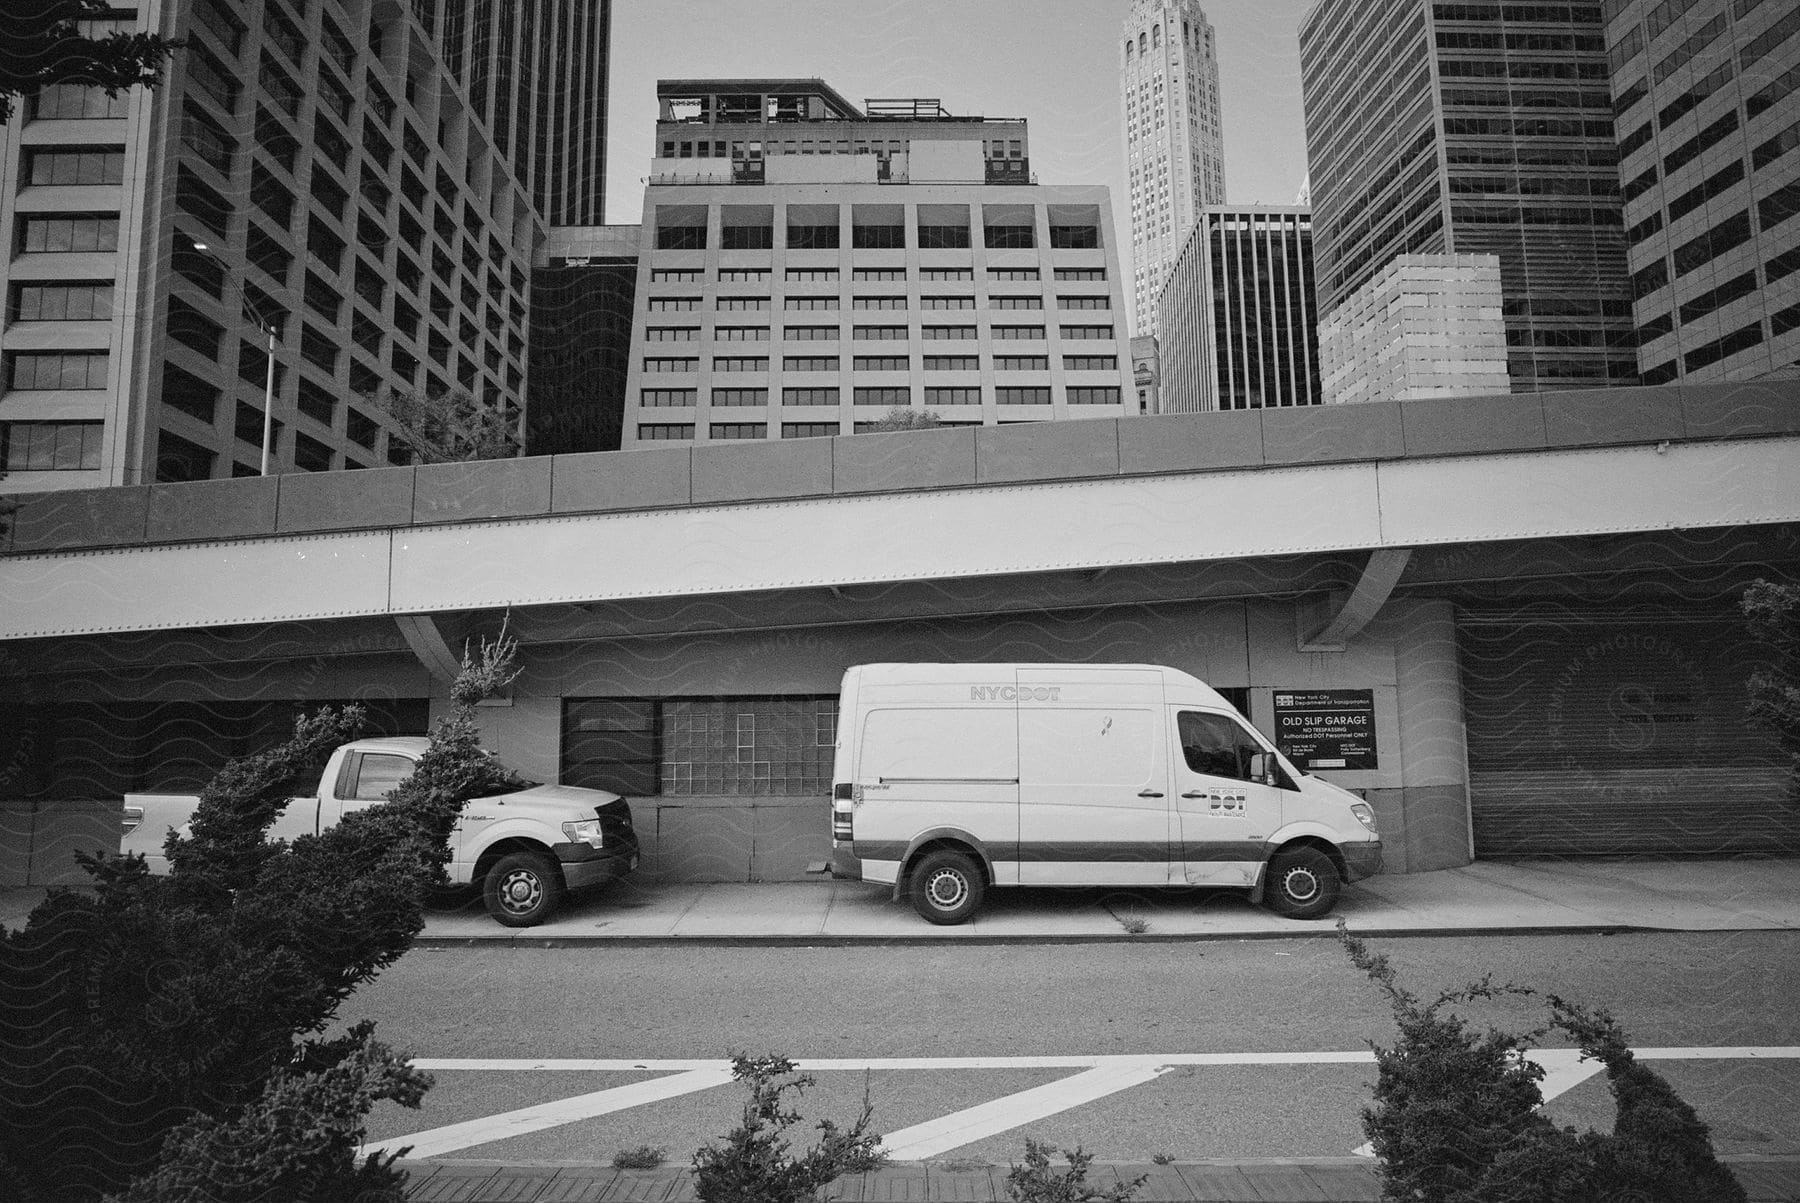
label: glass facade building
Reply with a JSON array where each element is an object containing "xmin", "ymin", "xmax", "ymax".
[
  {"xmin": 1299, "ymin": 0, "xmax": 1639, "ymax": 392},
  {"xmin": 1603, "ymin": 0, "xmax": 1800, "ymax": 383},
  {"xmin": 1156, "ymin": 207, "xmax": 1321, "ymax": 412},
  {"xmin": 1120, "ymin": 0, "xmax": 1227, "ymax": 336},
  {"xmin": 0, "ymin": 0, "xmax": 609, "ymax": 489}
]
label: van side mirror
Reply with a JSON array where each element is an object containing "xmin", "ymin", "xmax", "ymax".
[{"xmin": 1248, "ymin": 752, "xmax": 1278, "ymax": 787}]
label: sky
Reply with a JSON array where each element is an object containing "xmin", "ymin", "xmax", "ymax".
[{"xmin": 604, "ymin": 0, "xmax": 1318, "ymax": 302}]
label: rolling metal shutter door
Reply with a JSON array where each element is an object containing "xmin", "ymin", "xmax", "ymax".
[{"xmin": 1459, "ymin": 610, "xmax": 1797, "ymax": 857}]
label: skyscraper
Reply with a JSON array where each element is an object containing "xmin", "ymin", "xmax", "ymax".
[
  {"xmin": 1156, "ymin": 206, "xmax": 1321, "ymax": 412},
  {"xmin": 1603, "ymin": 0, "xmax": 1800, "ymax": 383},
  {"xmin": 1120, "ymin": 0, "xmax": 1226, "ymax": 336},
  {"xmin": 1318, "ymin": 254, "xmax": 1511, "ymax": 404},
  {"xmin": 0, "ymin": 0, "xmax": 609, "ymax": 489},
  {"xmin": 1299, "ymin": 0, "xmax": 1639, "ymax": 392}
]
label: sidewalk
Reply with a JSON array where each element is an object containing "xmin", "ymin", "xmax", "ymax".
[{"xmin": 6, "ymin": 857, "xmax": 1800, "ymax": 942}]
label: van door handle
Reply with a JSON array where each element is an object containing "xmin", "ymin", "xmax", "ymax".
[
  {"xmin": 1138, "ymin": 789, "xmax": 1164, "ymax": 798},
  {"xmin": 1180, "ymin": 790, "xmax": 1206, "ymax": 799}
]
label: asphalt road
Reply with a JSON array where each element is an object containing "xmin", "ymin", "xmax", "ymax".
[{"xmin": 347, "ymin": 931, "xmax": 1800, "ymax": 1165}]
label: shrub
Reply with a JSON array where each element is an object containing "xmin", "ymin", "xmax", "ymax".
[
  {"xmin": 613, "ymin": 1145, "xmax": 668, "ymax": 1170},
  {"xmin": 1743, "ymin": 579, "xmax": 1800, "ymax": 800},
  {"xmin": 691, "ymin": 1054, "xmax": 886, "ymax": 1203},
  {"xmin": 0, "ymin": 631, "xmax": 520, "ymax": 1201},
  {"xmin": 1004, "ymin": 1139, "xmax": 1144, "ymax": 1203},
  {"xmin": 1340, "ymin": 924, "xmax": 1746, "ymax": 1202}
]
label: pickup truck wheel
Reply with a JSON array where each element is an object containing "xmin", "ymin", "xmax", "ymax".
[
  {"xmin": 909, "ymin": 849, "xmax": 984, "ymax": 926},
  {"xmin": 1264, "ymin": 847, "xmax": 1340, "ymax": 920},
  {"xmin": 484, "ymin": 851, "xmax": 565, "ymax": 928}
]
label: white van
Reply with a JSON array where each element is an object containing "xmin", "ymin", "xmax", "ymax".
[{"xmin": 829, "ymin": 663, "xmax": 1382, "ymax": 924}]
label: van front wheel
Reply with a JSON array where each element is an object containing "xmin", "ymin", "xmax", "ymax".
[
  {"xmin": 910, "ymin": 850, "xmax": 984, "ymax": 925},
  {"xmin": 1264, "ymin": 847, "xmax": 1340, "ymax": 920}
]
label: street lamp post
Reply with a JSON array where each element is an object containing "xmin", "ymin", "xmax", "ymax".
[{"xmin": 191, "ymin": 240, "xmax": 279, "ymax": 475}]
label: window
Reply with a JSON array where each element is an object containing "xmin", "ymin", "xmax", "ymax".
[
  {"xmin": 783, "ymin": 297, "xmax": 835, "ymax": 310},
  {"xmin": 783, "ymin": 356, "xmax": 838, "ymax": 371},
  {"xmin": 1064, "ymin": 355, "xmax": 1118, "ymax": 370},
  {"xmin": 710, "ymin": 388, "xmax": 768, "ymax": 406},
  {"xmin": 787, "ymin": 224, "xmax": 839, "ymax": 249},
  {"xmin": 920, "ymin": 295, "xmax": 974, "ymax": 309},
  {"xmin": 8, "ymin": 351, "xmax": 108, "ymax": 390},
  {"xmin": 648, "ymin": 297, "xmax": 701, "ymax": 311},
  {"xmin": 918, "ymin": 225, "xmax": 970, "ymax": 248},
  {"xmin": 1672, "ymin": 211, "xmax": 1752, "ymax": 277},
  {"xmin": 925, "ymin": 386, "xmax": 981, "ymax": 405},
  {"xmin": 854, "ymin": 356, "xmax": 909, "ymax": 371},
  {"xmin": 564, "ymin": 696, "xmax": 839, "ymax": 797},
  {"xmin": 645, "ymin": 326, "xmax": 699, "ymax": 342},
  {"xmin": 854, "ymin": 386, "xmax": 910, "ymax": 406},
  {"xmin": 1049, "ymin": 225, "xmax": 1099, "ymax": 248},
  {"xmin": 1177, "ymin": 711, "xmax": 1265, "ymax": 781},
  {"xmin": 650, "ymin": 268, "xmax": 703, "ymax": 283},
  {"xmin": 996, "ymin": 386, "xmax": 1051, "ymax": 404},
  {"xmin": 721, "ymin": 225, "xmax": 774, "ymax": 250},
  {"xmin": 782, "ymin": 387, "xmax": 839, "ymax": 405},
  {"xmin": 1678, "ymin": 271, "xmax": 1757, "ymax": 324},
  {"xmin": 641, "ymin": 388, "xmax": 697, "ymax": 407},
  {"xmin": 922, "ymin": 268, "xmax": 972, "ymax": 281},
  {"xmin": 1069, "ymin": 386, "xmax": 1122, "ymax": 404},
  {"xmin": 293, "ymin": 431, "xmax": 333, "ymax": 472},
  {"xmin": 720, "ymin": 297, "xmax": 773, "ymax": 310},
  {"xmin": 715, "ymin": 326, "xmax": 769, "ymax": 341},
  {"xmin": 995, "ymin": 355, "xmax": 1048, "ymax": 371},
  {"xmin": 852, "ymin": 221, "xmax": 905, "ymax": 249},
  {"xmin": 1058, "ymin": 296, "xmax": 1111, "ymax": 309},
  {"xmin": 161, "ymin": 363, "xmax": 220, "ymax": 423},
  {"xmin": 984, "ymin": 208, "xmax": 1036, "ymax": 248},
  {"xmin": 1054, "ymin": 268, "xmax": 1106, "ymax": 281},
  {"xmin": 787, "ymin": 268, "xmax": 839, "ymax": 281},
  {"xmin": 296, "ymin": 376, "xmax": 336, "ymax": 424},
  {"xmin": 29, "ymin": 82, "xmax": 130, "ymax": 119},
  {"xmin": 711, "ymin": 423, "xmax": 767, "ymax": 439},
  {"xmin": 1683, "ymin": 320, "xmax": 1764, "ymax": 371},
  {"xmin": 18, "ymin": 214, "xmax": 119, "ymax": 253},
  {"xmin": 10, "ymin": 282, "xmax": 113, "ymax": 321},
  {"xmin": 1759, "ymin": 180, "xmax": 1800, "ymax": 231},
  {"xmin": 714, "ymin": 356, "xmax": 769, "ymax": 372},
  {"xmin": 853, "ymin": 325, "xmax": 906, "ymax": 340},
  {"xmin": 26, "ymin": 146, "xmax": 126, "ymax": 185},
  {"xmin": 925, "ymin": 355, "xmax": 979, "ymax": 371},
  {"xmin": 638, "ymin": 424, "xmax": 695, "ymax": 440},
  {"xmin": 989, "ymin": 268, "xmax": 1040, "ymax": 280},
  {"xmin": 2, "ymin": 421, "xmax": 104, "ymax": 471},
  {"xmin": 854, "ymin": 296, "xmax": 907, "ymax": 310},
  {"xmin": 785, "ymin": 326, "xmax": 839, "ymax": 340},
  {"xmin": 782, "ymin": 422, "xmax": 838, "ymax": 438},
  {"xmin": 644, "ymin": 357, "xmax": 699, "ymax": 373},
  {"xmin": 993, "ymin": 325, "xmax": 1044, "ymax": 340}
]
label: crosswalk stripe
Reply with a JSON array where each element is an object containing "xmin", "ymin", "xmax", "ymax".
[
  {"xmin": 364, "ymin": 1067, "xmax": 734, "ymax": 1158},
  {"xmin": 880, "ymin": 1060, "xmax": 1172, "ymax": 1161}
]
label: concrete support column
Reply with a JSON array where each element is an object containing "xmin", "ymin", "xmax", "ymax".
[{"xmin": 1384, "ymin": 597, "xmax": 1472, "ymax": 872}]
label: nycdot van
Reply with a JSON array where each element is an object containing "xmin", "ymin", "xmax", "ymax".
[{"xmin": 829, "ymin": 663, "xmax": 1382, "ymax": 924}]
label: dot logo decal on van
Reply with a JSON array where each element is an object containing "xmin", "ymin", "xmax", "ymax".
[{"xmin": 969, "ymin": 685, "xmax": 1063, "ymax": 702}]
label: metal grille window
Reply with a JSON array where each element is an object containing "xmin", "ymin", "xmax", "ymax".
[
  {"xmin": 638, "ymin": 424, "xmax": 695, "ymax": 440},
  {"xmin": 997, "ymin": 386, "xmax": 1052, "ymax": 404},
  {"xmin": 922, "ymin": 325, "xmax": 977, "ymax": 339},
  {"xmin": 854, "ymin": 356, "xmax": 909, "ymax": 371},
  {"xmin": 711, "ymin": 422, "xmax": 767, "ymax": 439},
  {"xmin": 710, "ymin": 388, "xmax": 768, "ymax": 406},
  {"xmin": 924, "ymin": 356, "xmax": 980, "ymax": 371},
  {"xmin": 641, "ymin": 388, "xmax": 697, "ymax": 407},
  {"xmin": 782, "ymin": 387, "xmax": 839, "ymax": 405},
  {"xmin": 564, "ymin": 697, "xmax": 841, "ymax": 798}
]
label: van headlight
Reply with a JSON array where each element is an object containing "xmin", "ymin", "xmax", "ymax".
[
  {"xmin": 562, "ymin": 818, "xmax": 605, "ymax": 848},
  {"xmin": 1350, "ymin": 803, "xmax": 1377, "ymax": 833}
]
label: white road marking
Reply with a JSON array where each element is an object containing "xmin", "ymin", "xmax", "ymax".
[
  {"xmin": 881, "ymin": 1060, "xmax": 1172, "ymax": 1161},
  {"xmin": 387, "ymin": 1048, "xmax": 1800, "ymax": 1160},
  {"xmin": 364, "ymin": 1066, "xmax": 734, "ymax": 1158}
]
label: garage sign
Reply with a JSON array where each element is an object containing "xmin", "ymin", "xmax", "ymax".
[{"xmin": 1272, "ymin": 689, "xmax": 1377, "ymax": 770}]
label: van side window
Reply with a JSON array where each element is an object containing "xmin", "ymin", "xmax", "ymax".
[
  {"xmin": 351, "ymin": 753, "xmax": 413, "ymax": 801},
  {"xmin": 1177, "ymin": 711, "xmax": 1262, "ymax": 782}
]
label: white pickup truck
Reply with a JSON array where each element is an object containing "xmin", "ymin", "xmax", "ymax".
[{"xmin": 120, "ymin": 736, "xmax": 639, "ymax": 927}]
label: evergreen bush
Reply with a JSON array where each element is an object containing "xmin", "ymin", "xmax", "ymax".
[
  {"xmin": 691, "ymin": 1054, "xmax": 886, "ymax": 1203},
  {"xmin": 1004, "ymin": 1139, "xmax": 1144, "ymax": 1203}
]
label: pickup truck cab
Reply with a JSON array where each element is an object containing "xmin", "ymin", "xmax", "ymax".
[
  {"xmin": 121, "ymin": 737, "xmax": 639, "ymax": 927},
  {"xmin": 829, "ymin": 663, "xmax": 1382, "ymax": 924}
]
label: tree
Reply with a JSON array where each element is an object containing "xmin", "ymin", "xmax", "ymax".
[
  {"xmin": 864, "ymin": 406, "xmax": 944, "ymax": 433},
  {"xmin": 365, "ymin": 387, "xmax": 524, "ymax": 463},
  {"xmin": 1743, "ymin": 579, "xmax": 1800, "ymax": 799},
  {"xmin": 0, "ymin": 0, "xmax": 181, "ymax": 126}
]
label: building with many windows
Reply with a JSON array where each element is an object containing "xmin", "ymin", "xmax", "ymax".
[
  {"xmin": 0, "ymin": 0, "xmax": 609, "ymax": 490},
  {"xmin": 1603, "ymin": 0, "xmax": 1800, "ymax": 383},
  {"xmin": 1318, "ymin": 253, "xmax": 1511, "ymax": 404},
  {"xmin": 618, "ymin": 81, "xmax": 1131, "ymax": 447},
  {"xmin": 1120, "ymin": 0, "xmax": 1226, "ymax": 335},
  {"xmin": 1299, "ymin": 0, "xmax": 1638, "ymax": 392},
  {"xmin": 1156, "ymin": 206, "xmax": 1321, "ymax": 412},
  {"xmin": 527, "ymin": 226, "xmax": 639, "ymax": 455}
]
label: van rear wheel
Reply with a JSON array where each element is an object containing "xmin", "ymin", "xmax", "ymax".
[
  {"xmin": 1264, "ymin": 847, "xmax": 1340, "ymax": 920},
  {"xmin": 910, "ymin": 849, "xmax": 984, "ymax": 925}
]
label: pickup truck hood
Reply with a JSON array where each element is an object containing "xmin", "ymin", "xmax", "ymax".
[{"xmin": 476, "ymin": 783, "xmax": 624, "ymax": 812}]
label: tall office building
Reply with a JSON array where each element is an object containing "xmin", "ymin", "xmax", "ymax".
[
  {"xmin": 0, "ymin": 1, "xmax": 608, "ymax": 490},
  {"xmin": 1318, "ymin": 253, "xmax": 1511, "ymax": 404},
  {"xmin": 618, "ymin": 80, "xmax": 1131, "ymax": 448},
  {"xmin": 1603, "ymin": 0, "xmax": 1800, "ymax": 383},
  {"xmin": 1299, "ymin": 0, "xmax": 1639, "ymax": 392},
  {"xmin": 1156, "ymin": 206, "xmax": 1321, "ymax": 412},
  {"xmin": 528, "ymin": 225, "xmax": 639, "ymax": 455},
  {"xmin": 1120, "ymin": 0, "xmax": 1226, "ymax": 336}
]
